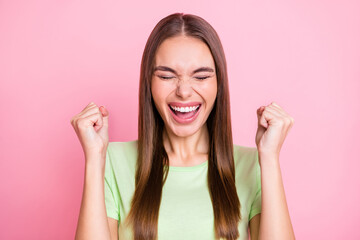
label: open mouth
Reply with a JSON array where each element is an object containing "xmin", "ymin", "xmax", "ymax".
[{"xmin": 168, "ymin": 104, "xmax": 201, "ymax": 119}]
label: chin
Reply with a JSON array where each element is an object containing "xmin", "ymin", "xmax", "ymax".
[{"xmin": 168, "ymin": 123, "xmax": 203, "ymax": 138}]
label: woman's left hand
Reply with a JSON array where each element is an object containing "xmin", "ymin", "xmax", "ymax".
[{"xmin": 255, "ymin": 102, "xmax": 295, "ymax": 159}]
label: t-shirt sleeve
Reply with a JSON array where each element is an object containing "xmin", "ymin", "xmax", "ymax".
[
  {"xmin": 248, "ymin": 148, "xmax": 262, "ymax": 220},
  {"xmin": 104, "ymin": 144, "xmax": 120, "ymax": 220}
]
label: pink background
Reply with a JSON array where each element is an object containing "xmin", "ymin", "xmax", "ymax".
[{"xmin": 1, "ymin": 0, "xmax": 359, "ymax": 239}]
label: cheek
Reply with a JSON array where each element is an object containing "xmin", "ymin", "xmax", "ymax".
[
  {"xmin": 197, "ymin": 80, "xmax": 217, "ymax": 102},
  {"xmin": 208, "ymin": 79, "xmax": 218, "ymax": 99},
  {"xmin": 151, "ymin": 80, "xmax": 172, "ymax": 107}
]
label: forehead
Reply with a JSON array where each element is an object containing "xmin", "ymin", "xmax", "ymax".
[{"xmin": 154, "ymin": 36, "xmax": 215, "ymax": 73}]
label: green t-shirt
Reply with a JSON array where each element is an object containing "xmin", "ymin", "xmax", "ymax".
[{"xmin": 104, "ymin": 140, "xmax": 261, "ymax": 240}]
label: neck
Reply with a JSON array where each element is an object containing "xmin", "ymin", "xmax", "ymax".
[{"xmin": 163, "ymin": 124, "xmax": 209, "ymax": 165}]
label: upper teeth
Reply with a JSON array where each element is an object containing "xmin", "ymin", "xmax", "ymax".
[{"xmin": 170, "ymin": 105, "xmax": 200, "ymax": 112}]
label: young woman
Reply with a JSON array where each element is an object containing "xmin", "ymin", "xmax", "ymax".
[{"xmin": 71, "ymin": 13, "xmax": 295, "ymax": 240}]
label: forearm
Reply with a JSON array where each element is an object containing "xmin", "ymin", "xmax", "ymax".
[
  {"xmin": 75, "ymin": 157, "xmax": 111, "ymax": 240},
  {"xmin": 258, "ymin": 155, "xmax": 295, "ymax": 240}
]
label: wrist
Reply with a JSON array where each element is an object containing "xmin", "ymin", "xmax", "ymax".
[
  {"xmin": 84, "ymin": 147, "xmax": 107, "ymax": 158},
  {"xmin": 258, "ymin": 153, "xmax": 280, "ymax": 167},
  {"xmin": 85, "ymin": 154, "xmax": 106, "ymax": 175},
  {"xmin": 258, "ymin": 149, "xmax": 279, "ymax": 160},
  {"xmin": 85, "ymin": 163, "xmax": 105, "ymax": 181}
]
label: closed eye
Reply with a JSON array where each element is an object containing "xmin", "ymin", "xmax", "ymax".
[
  {"xmin": 158, "ymin": 76, "xmax": 174, "ymax": 80},
  {"xmin": 157, "ymin": 75, "xmax": 210, "ymax": 80},
  {"xmin": 195, "ymin": 76, "xmax": 210, "ymax": 80}
]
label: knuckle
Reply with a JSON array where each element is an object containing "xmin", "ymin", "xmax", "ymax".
[
  {"xmin": 77, "ymin": 118, "xmax": 85, "ymax": 127},
  {"xmin": 287, "ymin": 117, "xmax": 294, "ymax": 124},
  {"xmin": 88, "ymin": 102, "xmax": 97, "ymax": 108},
  {"xmin": 70, "ymin": 116, "xmax": 77, "ymax": 125}
]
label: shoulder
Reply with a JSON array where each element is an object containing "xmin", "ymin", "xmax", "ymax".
[
  {"xmin": 232, "ymin": 143, "xmax": 260, "ymax": 184},
  {"xmin": 233, "ymin": 143, "xmax": 258, "ymax": 168},
  {"xmin": 108, "ymin": 140, "xmax": 138, "ymax": 157},
  {"xmin": 106, "ymin": 140, "xmax": 138, "ymax": 174}
]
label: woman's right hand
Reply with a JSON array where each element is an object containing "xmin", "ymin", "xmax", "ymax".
[{"xmin": 70, "ymin": 102, "xmax": 109, "ymax": 162}]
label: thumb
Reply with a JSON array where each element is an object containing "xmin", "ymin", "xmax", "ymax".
[
  {"xmin": 257, "ymin": 106, "xmax": 268, "ymax": 128},
  {"xmin": 99, "ymin": 106, "xmax": 109, "ymax": 126}
]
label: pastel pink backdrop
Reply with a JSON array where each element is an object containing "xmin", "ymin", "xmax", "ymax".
[{"xmin": 1, "ymin": 0, "xmax": 359, "ymax": 239}]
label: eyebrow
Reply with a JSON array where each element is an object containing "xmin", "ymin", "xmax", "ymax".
[{"xmin": 153, "ymin": 65, "xmax": 214, "ymax": 75}]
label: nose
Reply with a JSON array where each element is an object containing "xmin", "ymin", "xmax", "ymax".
[{"xmin": 176, "ymin": 78, "xmax": 193, "ymax": 99}]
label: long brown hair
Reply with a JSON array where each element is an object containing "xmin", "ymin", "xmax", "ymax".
[{"xmin": 124, "ymin": 13, "xmax": 240, "ymax": 240}]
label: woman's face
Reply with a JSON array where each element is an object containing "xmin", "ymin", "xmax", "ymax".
[{"xmin": 151, "ymin": 35, "xmax": 217, "ymax": 137}]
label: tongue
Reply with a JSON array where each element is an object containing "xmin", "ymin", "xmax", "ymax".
[{"xmin": 175, "ymin": 110, "xmax": 196, "ymax": 119}]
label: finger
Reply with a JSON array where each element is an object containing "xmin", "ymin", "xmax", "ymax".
[
  {"xmin": 75, "ymin": 103, "xmax": 98, "ymax": 120},
  {"xmin": 269, "ymin": 102, "xmax": 284, "ymax": 112},
  {"xmin": 271, "ymin": 101, "xmax": 282, "ymax": 109},
  {"xmin": 77, "ymin": 105, "xmax": 101, "ymax": 119},
  {"xmin": 267, "ymin": 104, "xmax": 295, "ymax": 129},
  {"xmin": 99, "ymin": 106, "xmax": 109, "ymax": 128},
  {"xmin": 84, "ymin": 104, "xmax": 99, "ymax": 112},
  {"xmin": 259, "ymin": 104, "xmax": 287, "ymax": 128},
  {"xmin": 267, "ymin": 105, "xmax": 294, "ymax": 129},
  {"xmin": 257, "ymin": 105, "xmax": 266, "ymax": 115},
  {"xmin": 257, "ymin": 106, "xmax": 265, "ymax": 120},
  {"xmin": 81, "ymin": 101, "xmax": 97, "ymax": 111},
  {"xmin": 269, "ymin": 102, "xmax": 291, "ymax": 117},
  {"xmin": 99, "ymin": 106, "xmax": 109, "ymax": 117},
  {"xmin": 268, "ymin": 103, "xmax": 294, "ymax": 124},
  {"xmin": 80, "ymin": 112, "xmax": 104, "ymax": 132},
  {"xmin": 266, "ymin": 105, "xmax": 286, "ymax": 118},
  {"xmin": 257, "ymin": 106, "xmax": 271, "ymax": 128},
  {"xmin": 258, "ymin": 104, "xmax": 284, "ymax": 116}
]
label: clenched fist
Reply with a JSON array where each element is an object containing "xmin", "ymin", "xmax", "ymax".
[
  {"xmin": 255, "ymin": 102, "xmax": 294, "ymax": 160},
  {"xmin": 70, "ymin": 102, "xmax": 109, "ymax": 162}
]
